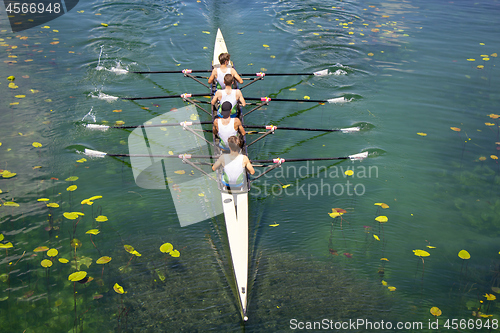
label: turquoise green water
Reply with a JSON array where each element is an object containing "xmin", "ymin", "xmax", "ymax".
[{"xmin": 1, "ymin": 0, "xmax": 500, "ymax": 331}]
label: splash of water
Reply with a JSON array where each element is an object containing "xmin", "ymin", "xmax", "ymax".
[
  {"xmin": 109, "ymin": 61, "xmax": 129, "ymax": 75},
  {"xmin": 94, "ymin": 91, "xmax": 119, "ymax": 102},
  {"xmin": 96, "ymin": 45, "xmax": 105, "ymax": 71},
  {"xmin": 81, "ymin": 107, "xmax": 96, "ymax": 122}
]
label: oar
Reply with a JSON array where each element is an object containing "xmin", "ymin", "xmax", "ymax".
[
  {"xmin": 121, "ymin": 93, "xmax": 209, "ymax": 101},
  {"xmin": 131, "ymin": 69, "xmax": 212, "ymax": 74},
  {"xmin": 130, "ymin": 69, "xmax": 329, "ymax": 76},
  {"xmin": 240, "ymin": 69, "xmax": 329, "ymax": 77},
  {"xmin": 246, "ymin": 96, "xmax": 348, "ymax": 104},
  {"xmin": 243, "ymin": 125, "xmax": 360, "ymax": 133},
  {"xmin": 252, "ymin": 152, "xmax": 368, "ymax": 164},
  {"xmin": 85, "ymin": 121, "xmax": 213, "ymax": 131},
  {"xmin": 83, "ymin": 149, "xmax": 214, "ymax": 159}
]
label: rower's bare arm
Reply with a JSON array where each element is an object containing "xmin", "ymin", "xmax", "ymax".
[
  {"xmin": 244, "ymin": 156, "xmax": 255, "ymax": 175},
  {"xmin": 211, "ymin": 91, "xmax": 221, "ymax": 105},
  {"xmin": 232, "ymin": 69, "xmax": 243, "ymax": 84},
  {"xmin": 213, "ymin": 120, "xmax": 219, "ymax": 136},
  {"xmin": 208, "ymin": 69, "xmax": 217, "ymax": 84},
  {"xmin": 235, "ymin": 119, "xmax": 245, "ymax": 136},
  {"xmin": 237, "ymin": 90, "xmax": 246, "ymax": 107},
  {"xmin": 212, "ymin": 156, "xmax": 224, "ymax": 171}
]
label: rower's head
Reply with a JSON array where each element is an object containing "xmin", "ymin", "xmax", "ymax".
[
  {"xmin": 224, "ymin": 74, "xmax": 233, "ymax": 87},
  {"xmin": 218, "ymin": 53, "xmax": 230, "ymax": 65},
  {"xmin": 221, "ymin": 101, "xmax": 232, "ymax": 118},
  {"xmin": 227, "ymin": 136, "xmax": 240, "ymax": 153}
]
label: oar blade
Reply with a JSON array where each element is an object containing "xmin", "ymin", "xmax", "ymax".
[
  {"xmin": 313, "ymin": 69, "xmax": 329, "ymax": 76},
  {"xmin": 327, "ymin": 97, "xmax": 347, "ymax": 104},
  {"xmin": 85, "ymin": 124, "xmax": 110, "ymax": 131},
  {"xmin": 348, "ymin": 152, "xmax": 368, "ymax": 161},
  {"xmin": 340, "ymin": 126, "xmax": 360, "ymax": 133},
  {"xmin": 84, "ymin": 149, "xmax": 107, "ymax": 158}
]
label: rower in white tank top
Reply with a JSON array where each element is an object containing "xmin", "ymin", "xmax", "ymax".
[
  {"xmin": 222, "ymin": 154, "xmax": 245, "ymax": 186},
  {"xmin": 216, "ymin": 67, "xmax": 232, "ymax": 89},
  {"xmin": 217, "ymin": 118, "xmax": 237, "ymax": 148},
  {"xmin": 212, "ymin": 136, "xmax": 255, "ymax": 189},
  {"xmin": 220, "ymin": 89, "xmax": 237, "ymax": 109}
]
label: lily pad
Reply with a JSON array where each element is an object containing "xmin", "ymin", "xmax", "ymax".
[
  {"xmin": 96, "ymin": 256, "xmax": 112, "ymax": 264},
  {"xmin": 430, "ymin": 307, "xmax": 442, "ymax": 317},
  {"xmin": 68, "ymin": 271, "xmax": 87, "ymax": 282},
  {"xmin": 95, "ymin": 215, "xmax": 108, "ymax": 222},
  {"xmin": 160, "ymin": 243, "xmax": 173, "ymax": 253},
  {"xmin": 113, "ymin": 283, "xmax": 125, "ymax": 294},
  {"xmin": 458, "ymin": 249, "xmax": 470, "ymax": 260},
  {"xmin": 41, "ymin": 259, "xmax": 52, "ymax": 268}
]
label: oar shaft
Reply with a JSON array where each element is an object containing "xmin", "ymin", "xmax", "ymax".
[
  {"xmin": 109, "ymin": 154, "xmax": 213, "ymax": 158},
  {"xmin": 117, "ymin": 122, "xmax": 213, "ymax": 129},
  {"xmin": 245, "ymin": 97, "xmax": 328, "ymax": 103},
  {"xmin": 122, "ymin": 93, "xmax": 208, "ymax": 101},
  {"xmin": 243, "ymin": 125, "xmax": 339, "ymax": 132},
  {"xmin": 252, "ymin": 157, "xmax": 348, "ymax": 163},
  {"xmin": 132, "ymin": 70, "xmax": 212, "ymax": 74},
  {"xmin": 240, "ymin": 73, "xmax": 316, "ymax": 76}
]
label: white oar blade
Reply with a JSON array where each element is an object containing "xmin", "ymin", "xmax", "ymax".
[
  {"xmin": 327, "ymin": 97, "xmax": 346, "ymax": 104},
  {"xmin": 340, "ymin": 127, "xmax": 360, "ymax": 133},
  {"xmin": 85, "ymin": 124, "xmax": 110, "ymax": 131},
  {"xmin": 313, "ymin": 69, "xmax": 329, "ymax": 76},
  {"xmin": 84, "ymin": 149, "xmax": 107, "ymax": 158},
  {"xmin": 348, "ymin": 152, "xmax": 368, "ymax": 161}
]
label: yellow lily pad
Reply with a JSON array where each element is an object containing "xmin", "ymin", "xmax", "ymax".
[
  {"xmin": 124, "ymin": 245, "xmax": 135, "ymax": 253},
  {"xmin": 96, "ymin": 256, "xmax": 112, "ymax": 264},
  {"xmin": 413, "ymin": 249, "xmax": 430, "ymax": 257},
  {"xmin": 63, "ymin": 212, "xmax": 79, "ymax": 220},
  {"xmin": 430, "ymin": 307, "xmax": 442, "ymax": 316},
  {"xmin": 46, "ymin": 203, "xmax": 59, "ymax": 208},
  {"xmin": 47, "ymin": 248, "xmax": 58, "ymax": 257},
  {"xmin": 41, "ymin": 259, "xmax": 52, "ymax": 268},
  {"xmin": 458, "ymin": 249, "xmax": 470, "ymax": 259},
  {"xmin": 67, "ymin": 185, "xmax": 77, "ymax": 191},
  {"xmin": 68, "ymin": 271, "xmax": 87, "ymax": 282},
  {"xmin": 86, "ymin": 229, "xmax": 100, "ymax": 235},
  {"xmin": 160, "ymin": 243, "xmax": 173, "ymax": 253},
  {"xmin": 113, "ymin": 283, "xmax": 125, "ymax": 294},
  {"xmin": 169, "ymin": 250, "xmax": 180, "ymax": 258},
  {"xmin": 95, "ymin": 215, "xmax": 108, "ymax": 222}
]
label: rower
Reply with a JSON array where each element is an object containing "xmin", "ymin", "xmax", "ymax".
[
  {"xmin": 211, "ymin": 74, "xmax": 246, "ymax": 118},
  {"xmin": 208, "ymin": 53, "xmax": 243, "ymax": 89},
  {"xmin": 212, "ymin": 136, "xmax": 255, "ymax": 188},
  {"xmin": 213, "ymin": 101, "xmax": 246, "ymax": 151}
]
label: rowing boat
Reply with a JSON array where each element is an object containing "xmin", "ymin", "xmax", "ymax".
[
  {"xmin": 211, "ymin": 28, "xmax": 250, "ymax": 321},
  {"xmin": 84, "ymin": 28, "xmax": 370, "ymax": 322}
]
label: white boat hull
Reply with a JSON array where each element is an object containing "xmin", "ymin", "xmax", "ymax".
[{"xmin": 213, "ymin": 28, "xmax": 249, "ymax": 320}]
